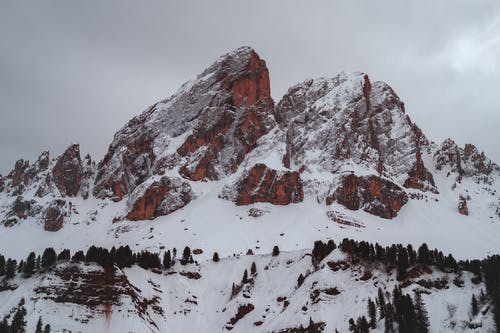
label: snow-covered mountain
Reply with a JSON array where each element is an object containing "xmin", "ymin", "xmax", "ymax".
[{"xmin": 1, "ymin": 46, "xmax": 499, "ymax": 332}]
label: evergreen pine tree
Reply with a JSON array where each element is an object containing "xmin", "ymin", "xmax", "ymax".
[
  {"xmin": 10, "ymin": 305, "xmax": 27, "ymax": 333},
  {"xmin": 250, "ymin": 262, "xmax": 257, "ymax": 275},
  {"xmin": 71, "ymin": 251, "xmax": 85, "ymax": 262},
  {"xmin": 41, "ymin": 248, "xmax": 57, "ymax": 269},
  {"xmin": 368, "ymin": 298, "xmax": 377, "ymax": 328},
  {"xmin": 348, "ymin": 318, "xmax": 358, "ymax": 333},
  {"xmin": 6, "ymin": 259, "xmax": 16, "ymax": 279},
  {"xmin": 36, "ymin": 255, "xmax": 41, "ymax": 270},
  {"xmin": 163, "ymin": 250, "xmax": 172, "ymax": 269},
  {"xmin": 272, "ymin": 245, "xmax": 280, "ymax": 256},
  {"xmin": 414, "ymin": 292, "xmax": 430, "ymax": 333},
  {"xmin": 471, "ymin": 294, "xmax": 479, "ymax": 316},
  {"xmin": 23, "ymin": 252, "xmax": 36, "ymax": 277},
  {"xmin": 57, "ymin": 249, "xmax": 70, "ymax": 261},
  {"xmin": 357, "ymin": 316, "xmax": 369, "ymax": 333},
  {"xmin": 417, "ymin": 243, "xmax": 430, "ymax": 265},
  {"xmin": 17, "ymin": 260, "xmax": 24, "ymax": 274},
  {"xmin": 0, "ymin": 255, "xmax": 5, "ymax": 276},
  {"xmin": 35, "ymin": 317, "xmax": 43, "ymax": 333},
  {"xmin": 0, "ymin": 319, "xmax": 8, "ymax": 333},
  {"xmin": 43, "ymin": 323, "xmax": 51, "ymax": 333},
  {"xmin": 479, "ymin": 288, "xmax": 487, "ymax": 304},
  {"xmin": 242, "ymin": 269, "xmax": 248, "ymax": 284},
  {"xmin": 212, "ymin": 252, "xmax": 220, "ymax": 262},
  {"xmin": 384, "ymin": 303, "xmax": 395, "ymax": 333},
  {"xmin": 115, "ymin": 246, "xmax": 133, "ymax": 268},
  {"xmin": 297, "ymin": 273, "xmax": 305, "ymax": 287},
  {"xmin": 396, "ymin": 247, "xmax": 409, "ymax": 280},
  {"xmin": 182, "ymin": 246, "xmax": 191, "ymax": 265},
  {"xmin": 378, "ymin": 287, "xmax": 386, "ymax": 319}
]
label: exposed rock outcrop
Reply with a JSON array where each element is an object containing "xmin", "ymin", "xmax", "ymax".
[
  {"xmin": 11, "ymin": 196, "xmax": 34, "ymax": 219},
  {"xmin": 52, "ymin": 144, "xmax": 83, "ymax": 197},
  {"xmin": 8, "ymin": 159, "xmax": 30, "ymax": 188},
  {"xmin": 458, "ymin": 196, "xmax": 469, "ymax": 216},
  {"xmin": 326, "ymin": 174, "xmax": 408, "ymax": 219},
  {"xmin": 435, "ymin": 139, "xmax": 499, "ymax": 184},
  {"xmin": 224, "ymin": 164, "xmax": 303, "ymax": 205},
  {"xmin": 44, "ymin": 200, "xmax": 66, "ymax": 231},
  {"xmin": 403, "ymin": 147, "xmax": 437, "ymax": 193},
  {"xmin": 126, "ymin": 176, "xmax": 193, "ymax": 221}
]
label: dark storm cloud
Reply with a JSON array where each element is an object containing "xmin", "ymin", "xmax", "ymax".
[{"xmin": 1, "ymin": 1, "xmax": 499, "ymax": 173}]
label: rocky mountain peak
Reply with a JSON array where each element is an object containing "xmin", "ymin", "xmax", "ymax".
[
  {"xmin": 276, "ymin": 72, "xmax": 432, "ymax": 186},
  {"xmin": 93, "ymin": 47, "xmax": 275, "ymax": 202},
  {"xmin": 434, "ymin": 138, "xmax": 499, "ymax": 184}
]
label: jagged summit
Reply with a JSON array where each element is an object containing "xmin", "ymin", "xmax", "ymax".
[
  {"xmin": 0, "ymin": 46, "xmax": 498, "ymax": 236},
  {"xmin": 93, "ymin": 47, "xmax": 275, "ymax": 203}
]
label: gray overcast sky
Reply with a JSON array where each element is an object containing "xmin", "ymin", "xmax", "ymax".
[{"xmin": 1, "ymin": 1, "xmax": 499, "ymax": 174}]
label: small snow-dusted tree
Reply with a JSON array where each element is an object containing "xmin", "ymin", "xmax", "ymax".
[
  {"xmin": 297, "ymin": 273, "xmax": 305, "ymax": 288},
  {"xmin": 272, "ymin": 245, "xmax": 280, "ymax": 256},
  {"xmin": 163, "ymin": 250, "xmax": 172, "ymax": 269},
  {"xmin": 41, "ymin": 248, "xmax": 57, "ymax": 269},
  {"xmin": 71, "ymin": 251, "xmax": 85, "ymax": 262},
  {"xmin": 43, "ymin": 323, "xmax": 51, "ymax": 333},
  {"xmin": 23, "ymin": 252, "xmax": 36, "ymax": 277},
  {"xmin": 10, "ymin": 305, "xmax": 26, "ymax": 333},
  {"xmin": 384, "ymin": 303, "xmax": 395, "ymax": 333},
  {"xmin": 417, "ymin": 243, "xmax": 430, "ymax": 265},
  {"xmin": 378, "ymin": 287, "xmax": 386, "ymax": 319},
  {"xmin": 181, "ymin": 246, "xmax": 191, "ymax": 265},
  {"xmin": 0, "ymin": 255, "xmax": 5, "ymax": 276},
  {"xmin": 414, "ymin": 291, "xmax": 430, "ymax": 333},
  {"xmin": 57, "ymin": 249, "xmax": 71, "ymax": 261},
  {"xmin": 348, "ymin": 318, "xmax": 357, "ymax": 333},
  {"xmin": 35, "ymin": 317, "xmax": 43, "ymax": 333},
  {"xmin": 357, "ymin": 316, "xmax": 369, "ymax": 333},
  {"xmin": 0, "ymin": 319, "xmax": 9, "ymax": 333},
  {"xmin": 6, "ymin": 259, "xmax": 16, "ymax": 279},
  {"xmin": 471, "ymin": 294, "xmax": 479, "ymax": 316},
  {"xmin": 250, "ymin": 262, "xmax": 257, "ymax": 275},
  {"xmin": 368, "ymin": 298, "xmax": 377, "ymax": 328},
  {"xmin": 212, "ymin": 252, "xmax": 220, "ymax": 262},
  {"xmin": 242, "ymin": 269, "xmax": 248, "ymax": 284}
]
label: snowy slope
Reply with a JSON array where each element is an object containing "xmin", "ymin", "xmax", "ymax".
[
  {"xmin": 0, "ymin": 247, "xmax": 495, "ymax": 332},
  {"xmin": 0, "ymin": 46, "xmax": 499, "ymax": 332}
]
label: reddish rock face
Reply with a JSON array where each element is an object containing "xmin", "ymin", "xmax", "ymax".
[
  {"xmin": 94, "ymin": 47, "xmax": 275, "ymax": 200},
  {"xmin": 126, "ymin": 177, "xmax": 192, "ymax": 221},
  {"xmin": 434, "ymin": 139, "xmax": 499, "ymax": 184},
  {"xmin": 404, "ymin": 149, "xmax": 437, "ymax": 193},
  {"xmin": 458, "ymin": 197, "xmax": 469, "ymax": 216},
  {"xmin": 234, "ymin": 164, "xmax": 303, "ymax": 206},
  {"xmin": 52, "ymin": 144, "xmax": 83, "ymax": 197},
  {"xmin": 44, "ymin": 200, "xmax": 66, "ymax": 232},
  {"xmin": 9, "ymin": 159, "xmax": 30, "ymax": 188},
  {"xmin": 177, "ymin": 50, "xmax": 274, "ymax": 181},
  {"xmin": 11, "ymin": 196, "xmax": 33, "ymax": 219},
  {"xmin": 327, "ymin": 174, "xmax": 408, "ymax": 219},
  {"xmin": 36, "ymin": 151, "xmax": 50, "ymax": 171}
]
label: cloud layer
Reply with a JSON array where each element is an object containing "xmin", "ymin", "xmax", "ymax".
[{"xmin": 1, "ymin": 1, "xmax": 499, "ymax": 173}]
